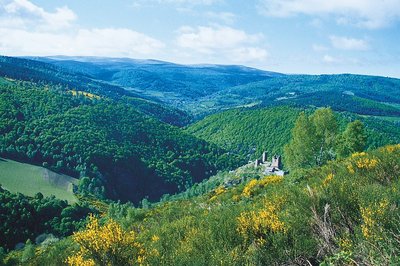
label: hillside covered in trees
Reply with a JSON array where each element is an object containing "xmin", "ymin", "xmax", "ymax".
[
  {"xmin": 0, "ymin": 56, "xmax": 399, "ymax": 265},
  {"xmin": 0, "ymin": 78, "xmax": 241, "ymax": 202},
  {"xmin": 186, "ymin": 106, "xmax": 400, "ymax": 162},
  {"xmin": 16, "ymin": 56, "xmax": 400, "ymax": 119}
]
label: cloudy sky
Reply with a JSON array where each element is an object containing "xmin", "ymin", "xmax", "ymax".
[{"xmin": 1, "ymin": 0, "xmax": 400, "ymax": 77}]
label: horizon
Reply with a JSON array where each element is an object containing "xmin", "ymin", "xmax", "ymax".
[
  {"xmin": 1, "ymin": 0, "xmax": 400, "ymax": 77},
  {"xmin": 9, "ymin": 54, "xmax": 399, "ymax": 79}
]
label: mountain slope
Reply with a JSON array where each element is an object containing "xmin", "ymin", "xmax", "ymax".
[
  {"xmin": 0, "ymin": 56, "xmax": 190, "ymax": 126},
  {"xmin": 186, "ymin": 105, "xmax": 400, "ymax": 161},
  {"xmin": 0, "ymin": 78, "xmax": 241, "ymax": 202},
  {"xmin": 33, "ymin": 56, "xmax": 400, "ymax": 119},
  {"xmin": 25, "ymin": 144, "xmax": 400, "ymax": 265}
]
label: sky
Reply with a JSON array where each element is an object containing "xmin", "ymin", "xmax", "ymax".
[{"xmin": 1, "ymin": 0, "xmax": 400, "ymax": 77}]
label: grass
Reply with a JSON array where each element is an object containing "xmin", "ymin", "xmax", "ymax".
[{"xmin": 0, "ymin": 158, "xmax": 78, "ymax": 203}]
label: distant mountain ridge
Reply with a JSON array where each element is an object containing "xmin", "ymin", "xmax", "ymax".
[{"xmin": 25, "ymin": 56, "xmax": 400, "ymax": 119}]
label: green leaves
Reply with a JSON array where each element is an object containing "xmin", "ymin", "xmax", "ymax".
[{"xmin": 285, "ymin": 108, "xmax": 370, "ymax": 171}]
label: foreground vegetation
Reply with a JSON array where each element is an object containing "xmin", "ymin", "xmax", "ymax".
[{"xmin": 2, "ymin": 143, "xmax": 398, "ymax": 265}]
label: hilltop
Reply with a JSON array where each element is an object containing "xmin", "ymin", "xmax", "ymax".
[{"xmin": 28, "ymin": 56, "xmax": 400, "ymax": 119}]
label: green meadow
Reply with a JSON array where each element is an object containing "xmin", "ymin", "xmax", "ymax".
[{"xmin": 0, "ymin": 158, "xmax": 78, "ymax": 203}]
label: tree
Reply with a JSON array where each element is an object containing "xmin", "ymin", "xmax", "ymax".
[
  {"xmin": 284, "ymin": 112, "xmax": 316, "ymax": 170},
  {"xmin": 336, "ymin": 120, "xmax": 366, "ymax": 158},
  {"xmin": 284, "ymin": 108, "xmax": 339, "ymax": 170},
  {"xmin": 311, "ymin": 108, "xmax": 338, "ymax": 165}
]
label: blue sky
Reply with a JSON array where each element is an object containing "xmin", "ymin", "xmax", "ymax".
[{"xmin": 1, "ymin": 0, "xmax": 400, "ymax": 77}]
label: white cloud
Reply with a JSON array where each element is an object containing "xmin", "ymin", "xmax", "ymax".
[
  {"xmin": 329, "ymin": 35, "xmax": 369, "ymax": 50},
  {"xmin": 205, "ymin": 11, "xmax": 236, "ymax": 24},
  {"xmin": 177, "ymin": 25, "xmax": 263, "ymax": 52},
  {"xmin": 322, "ymin": 54, "xmax": 360, "ymax": 65},
  {"xmin": 156, "ymin": 0, "xmax": 219, "ymax": 4},
  {"xmin": 176, "ymin": 25, "xmax": 268, "ymax": 62},
  {"xmin": 257, "ymin": 0, "xmax": 400, "ymax": 28},
  {"xmin": 0, "ymin": 0, "xmax": 165, "ymax": 57},
  {"xmin": 323, "ymin": 54, "xmax": 341, "ymax": 63},
  {"xmin": 2, "ymin": 0, "xmax": 76, "ymax": 31},
  {"xmin": 0, "ymin": 27, "xmax": 165, "ymax": 57},
  {"xmin": 230, "ymin": 47, "xmax": 268, "ymax": 62}
]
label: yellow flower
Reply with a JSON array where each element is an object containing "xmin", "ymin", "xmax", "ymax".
[
  {"xmin": 258, "ymin": 175, "xmax": 283, "ymax": 187},
  {"xmin": 355, "ymin": 157, "xmax": 378, "ymax": 170},
  {"xmin": 237, "ymin": 198, "xmax": 286, "ymax": 243},
  {"xmin": 151, "ymin": 235, "xmax": 160, "ymax": 242},
  {"xmin": 242, "ymin": 179, "xmax": 258, "ymax": 197},
  {"xmin": 360, "ymin": 199, "xmax": 390, "ymax": 240},
  {"xmin": 67, "ymin": 215, "xmax": 146, "ymax": 266},
  {"xmin": 322, "ymin": 173, "xmax": 334, "ymax": 187}
]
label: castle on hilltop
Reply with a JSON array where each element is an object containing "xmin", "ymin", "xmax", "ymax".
[{"xmin": 254, "ymin": 151, "xmax": 285, "ymax": 176}]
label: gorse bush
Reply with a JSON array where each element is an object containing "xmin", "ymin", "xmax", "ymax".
[
  {"xmin": 67, "ymin": 215, "xmax": 146, "ymax": 266},
  {"xmin": 5, "ymin": 144, "xmax": 399, "ymax": 265}
]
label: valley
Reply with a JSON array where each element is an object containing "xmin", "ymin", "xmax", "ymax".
[{"xmin": 0, "ymin": 55, "xmax": 399, "ymax": 265}]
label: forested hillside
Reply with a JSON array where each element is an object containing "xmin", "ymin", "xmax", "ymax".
[
  {"xmin": 32, "ymin": 57, "xmax": 400, "ymax": 119},
  {"xmin": 0, "ymin": 56, "xmax": 190, "ymax": 126},
  {"xmin": 6, "ymin": 144, "xmax": 399, "ymax": 265},
  {"xmin": 0, "ymin": 79, "xmax": 241, "ymax": 202},
  {"xmin": 186, "ymin": 106, "xmax": 400, "ymax": 161}
]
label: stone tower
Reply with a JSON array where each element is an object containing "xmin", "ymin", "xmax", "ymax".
[
  {"xmin": 271, "ymin": 155, "xmax": 281, "ymax": 168},
  {"xmin": 262, "ymin": 151, "xmax": 268, "ymax": 163}
]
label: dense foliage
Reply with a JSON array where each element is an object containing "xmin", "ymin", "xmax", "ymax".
[
  {"xmin": 0, "ymin": 80, "xmax": 241, "ymax": 202},
  {"xmin": 0, "ymin": 56, "xmax": 191, "ymax": 126},
  {"xmin": 284, "ymin": 108, "xmax": 366, "ymax": 170},
  {"xmin": 28, "ymin": 56, "xmax": 400, "ymax": 118},
  {"xmin": 186, "ymin": 106, "xmax": 400, "ymax": 163},
  {"xmin": 0, "ymin": 186, "xmax": 92, "ymax": 250},
  {"xmin": 7, "ymin": 144, "xmax": 399, "ymax": 265},
  {"xmin": 186, "ymin": 106, "xmax": 302, "ymax": 160}
]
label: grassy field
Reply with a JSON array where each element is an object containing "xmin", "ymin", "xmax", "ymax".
[{"xmin": 0, "ymin": 158, "xmax": 78, "ymax": 203}]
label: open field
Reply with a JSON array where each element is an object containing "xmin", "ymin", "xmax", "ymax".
[{"xmin": 0, "ymin": 158, "xmax": 78, "ymax": 203}]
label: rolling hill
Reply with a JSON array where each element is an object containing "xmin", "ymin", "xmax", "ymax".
[
  {"xmin": 186, "ymin": 105, "xmax": 400, "ymax": 161},
  {"xmin": 0, "ymin": 78, "xmax": 241, "ymax": 203},
  {"xmin": 0, "ymin": 56, "xmax": 190, "ymax": 126},
  {"xmin": 30, "ymin": 56, "xmax": 400, "ymax": 119}
]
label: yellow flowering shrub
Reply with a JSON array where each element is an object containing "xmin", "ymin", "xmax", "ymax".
[
  {"xmin": 237, "ymin": 198, "xmax": 286, "ymax": 244},
  {"xmin": 347, "ymin": 163, "xmax": 355, "ymax": 174},
  {"xmin": 242, "ymin": 176, "xmax": 283, "ymax": 198},
  {"xmin": 258, "ymin": 175, "xmax": 283, "ymax": 187},
  {"xmin": 242, "ymin": 179, "xmax": 258, "ymax": 197},
  {"xmin": 360, "ymin": 199, "xmax": 390, "ymax": 240},
  {"xmin": 351, "ymin": 152, "xmax": 366, "ymax": 158},
  {"xmin": 385, "ymin": 144, "xmax": 400, "ymax": 153},
  {"xmin": 355, "ymin": 157, "xmax": 378, "ymax": 170},
  {"xmin": 151, "ymin": 235, "xmax": 160, "ymax": 242},
  {"xmin": 67, "ymin": 215, "xmax": 146, "ymax": 266},
  {"xmin": 209, "ymin": 186, "xmax": 226, "ymax": 201},
  {"xmin": 322, "ymin": 173, "xmax": 334, "ymax": 187}
]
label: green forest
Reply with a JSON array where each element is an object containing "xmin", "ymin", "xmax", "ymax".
[
  {"xmin": 186, "ymin": 106, "xmax": 400, "ymax": 162},
  {"xmin": 0, "ymin": 56, "xmax": 400, "ymax": 265},
  {"xmin": 0, "ymin": 79, "xmax": 241, "ymax": 202}
]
